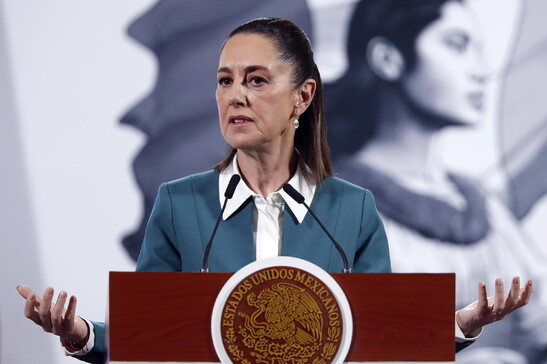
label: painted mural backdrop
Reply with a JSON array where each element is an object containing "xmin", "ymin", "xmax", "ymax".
[
  {"xmin": 122, "ymin": 1, "xmax": 547, "ymax": 363},
  {"xmin": 1, "ymin": 0, "xmax": 545, "ymax": 363}
]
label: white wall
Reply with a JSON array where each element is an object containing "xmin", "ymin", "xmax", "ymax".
[{"xmin": 1, "ymin": 1, "xmax": 154, "ymax": 362}]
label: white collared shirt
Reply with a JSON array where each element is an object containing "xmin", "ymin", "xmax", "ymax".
[{"xmin": 219, "ymin": 156, "xmax": 316, "ymax": 260}]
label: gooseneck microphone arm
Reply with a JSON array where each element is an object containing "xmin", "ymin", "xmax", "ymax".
[
  {"xmin": 201, "ymin": 174, "xmax": 241, "ymax": 272},
  {"xmin": 282, "ymin": 184, "xmax": 352, "ymax": 273}
]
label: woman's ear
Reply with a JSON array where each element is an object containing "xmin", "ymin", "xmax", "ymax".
[
  {"xmin": 367, "ymin": 36, "xmax": 405, "ymax": 81},
  {"xmin": 294, "ymin": 79, "xmax": 316, "ymax": 117}
]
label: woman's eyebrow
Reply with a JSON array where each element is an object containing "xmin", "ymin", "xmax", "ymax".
[
  {"xmin": 244, "ymin": 65, "xmax": 269, "ymax": 73},
  {"xmin": 217, "ymin": 65, "xmax": 269, "ymax": 73},
  {"xmin": 441, "ymin": 29, "xmax": 470, "ymax": 40}
]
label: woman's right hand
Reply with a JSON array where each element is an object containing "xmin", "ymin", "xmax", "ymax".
[{"xmin": 17, "ymin": 285, "xmax": 89, "ymax": 347}]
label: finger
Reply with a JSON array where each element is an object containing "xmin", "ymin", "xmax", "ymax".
[
  {"xmin": 18, "ymin": 285, "xmax": 42, "ymax": 307},
  {"xmin": 17, "ymin": 285, "xmax": 33, "ymax": 299},
  {"xmin": 477, "ymin": 281, "xmax": 489, "ymax": 310},
  {"xmin": 51, "ymin": 291, "xmax": 67, "ymax": 335},
  {"xmin": 24, "ymin": 292, "xmax": 42, "ymax": 325},
  {"xmin": 39, "ymin": 287, "xmax": 54, "ymax": 332},
  {"xmin": 63, "ymin": 295, "xmax": 78, "ymax": 333},
  {"xmin": 492, "ymin": 278, "xmax": 505, "ymax": 315},
  {"xmin": 504, "ymin": 276, "xmax": 520, "ymax": 312},
  {"xmin": 517, "ymin": 280, "xmax": 533, "ymax": 308}
]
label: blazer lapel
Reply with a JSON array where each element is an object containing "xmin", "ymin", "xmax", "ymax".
[
  {"xmin": 193, "ymin": 173, "xmax": 255, "ymax": 272},
  {"xmin": 281, "ymin": 181, "xmax": 342, "ymax": 272},
  {"xmin": 211, "ymin": 198, "xmax": 255, "ymax": 271}
]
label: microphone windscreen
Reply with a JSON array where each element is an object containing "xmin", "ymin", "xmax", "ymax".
[
  {"xmin": 282, "ymin": 184, "xmax": 305, "ymax": 204},
  {"xmin": 225, "ymin": 174, "xmax": 241, "ymax": 199}
]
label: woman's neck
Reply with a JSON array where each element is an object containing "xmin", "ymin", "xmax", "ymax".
[
  {"xmin": 236, "ymin": 148, "xmax": 297, "ymax": 198},
  {"xmin": 354, "ymin": 87, "xmax": 448, "ymax": 188}
]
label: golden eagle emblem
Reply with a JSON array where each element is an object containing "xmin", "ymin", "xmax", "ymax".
[
  {"xmin": 245, "ymin": 283, "xmax": 323, "ymax": 344},
  {"xmin": 237, "ymin": 283, "xmax": 323, "ymax": 362},
  {"xmin": 219, "ymin": 266, "xmax": 344, "ymax": 364}
]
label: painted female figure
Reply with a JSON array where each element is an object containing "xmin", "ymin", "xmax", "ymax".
[{"xmin": 326, "ymin": 1, "xmax": 547, "ymax": 362}]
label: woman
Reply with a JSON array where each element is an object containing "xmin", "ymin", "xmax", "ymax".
[
  {"xmin": 18, "ymin": 18, "xmax": 530, "ymax": 363},
  {"xmin": 118, "ymin": 0, "xmax": 313, "ymax": 261},
  {"xmin": 326, "ymin": 0, "xmax": 546, "ymax": 362}
]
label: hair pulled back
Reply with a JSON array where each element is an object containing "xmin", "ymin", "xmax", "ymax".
[
  {"xmin": 215, "ymin": 17, "xmax": 333, "ymax": 183},
  {"xmin": 326, "ymin": 0, "xmax": 457, "ymax": 157}
]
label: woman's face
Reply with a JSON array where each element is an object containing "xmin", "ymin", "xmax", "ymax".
[
  {"xmin": 400, "ymin": 1, "xmax": 487, "ymax": 126},
  {"xmin": 216, "ymin": 33, "xmax": 299, "ymax": 153}
]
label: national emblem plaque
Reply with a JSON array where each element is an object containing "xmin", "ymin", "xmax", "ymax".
[{"xmin": 211, "ymin": 257, "xmax": 353, "ymax": 364}]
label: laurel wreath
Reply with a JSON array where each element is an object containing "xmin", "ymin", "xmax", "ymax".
[
  {"xmin": 225, "ymin": 328, "xmax": 247, "ymax": 362},
  {"xmin": 311, "ymin": 326, "xmax": 342, "ymax": 364},
  {"xmin": 225, "ymin": 324, "xmax": 341, "ymax": 363}
]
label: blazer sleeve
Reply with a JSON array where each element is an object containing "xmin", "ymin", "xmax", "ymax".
[
  {"xmin": 351, "ymin": 189, "xmax": 392, "ymax": 273},
  {"xmin": 456, "ymin": 341, "xmax": 474, "ymax": 353},
  {"xmin": 71, "ymin": 321, "xmax": 106, "ymax": 363},
  {"xmin": 136, "ymin": 183, "xmax": 182, "ymax": 272}
]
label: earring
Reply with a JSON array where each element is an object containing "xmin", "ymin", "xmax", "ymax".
[{"xmin": 293, "ymin": 119, "xmax": 300, "ymax": 129}]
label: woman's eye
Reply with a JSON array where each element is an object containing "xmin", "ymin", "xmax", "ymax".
[
  {"xmin": 218, "ymin": 77, "xmax": 232, "ymax": 86},
  {"xmin": 444, "ymin": 34, "xmax": 469, "ymax": 53},
  {"xmin": 248, "ymin": 76, "xmax": 267, "ymax": 86}
]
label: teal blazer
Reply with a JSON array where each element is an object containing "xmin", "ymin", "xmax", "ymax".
[
  {"xmin": 136, "ymin": 170, "xmax": 391, "ymax": 273},
  {"xmin": 83, "ymin": 170, "xmax": 391, "ymax": 362}
]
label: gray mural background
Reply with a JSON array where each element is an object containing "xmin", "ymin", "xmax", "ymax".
[{"xmin": 1, "ymin": 0, "xmax": 545, "ymax": 363}]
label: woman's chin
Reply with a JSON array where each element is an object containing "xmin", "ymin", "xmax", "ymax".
[
  {"xmin": 227, "ymin": 140, "xmax": 262, "ymax": 152},
  {"xmin": 449, "ymin": 112, "xmax": 481, "ymax": 127},
  {"xmin": 431, "ymin": 108, "xmax": 482, "ymax": 128}
]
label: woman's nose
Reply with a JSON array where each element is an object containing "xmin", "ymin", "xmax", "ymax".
[
  {"xmin": 471, "ymin": 71, "xmax": 488, "ymax": 85},
  {"xmin": 228, "ymin": 83, "xmax": 247, "ymax": 107},
  {"xmin": 470, "ymin": 50, "xmax": 491, "ymax": 85}
]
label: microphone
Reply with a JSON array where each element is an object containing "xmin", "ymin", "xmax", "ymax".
[
  {"xmin": 282, "ymin": 184, "xmax": 352, "ymax": 273},
  {"xmin": 201, "ymin": 174, "xmax": 241, "ymax": 272}
]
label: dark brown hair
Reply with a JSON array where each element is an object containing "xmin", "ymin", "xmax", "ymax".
[
  {"xmin": 326, "ymin": 0, "xmax": 459, "ymax": 157},
  {"xmin": 215, "ymin": 17, "xmax": 333, "ymax": 183}
]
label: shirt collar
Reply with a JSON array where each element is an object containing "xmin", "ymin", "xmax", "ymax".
[{"xmin": 219, "ymin": 155, "xmax": 316, "ymax": 223}]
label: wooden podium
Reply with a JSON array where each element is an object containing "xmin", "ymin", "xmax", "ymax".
[{"xmin": 108, "ymin": 272, "xmax": 455, "ymax": 363}]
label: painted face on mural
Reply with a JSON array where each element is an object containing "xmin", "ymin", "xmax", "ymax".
[
  {"xmin": 401, "ymin": 1, "xmax": 487, "ymax": 126},
  {"xmin": 216, "ymin": 33, "xmax": 299, "ymax": 153}
]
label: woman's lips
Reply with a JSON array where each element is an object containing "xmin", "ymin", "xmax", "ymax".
[
  {"xmin": 229, "ymin": 115, "xmax": 254, "ymax": 124},
  {"xmin": 467, "ymin": 91, "xmax": 484, "ymax": 110}
]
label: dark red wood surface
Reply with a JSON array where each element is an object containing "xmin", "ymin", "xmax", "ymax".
[{"xmin": 109, "ymin": 272, "xmax": 454, "ymax": 362}]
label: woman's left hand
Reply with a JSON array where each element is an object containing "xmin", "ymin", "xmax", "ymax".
[{"xmin": 456, "ymin": 277, "xmax": 533, "ymax": 337}]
